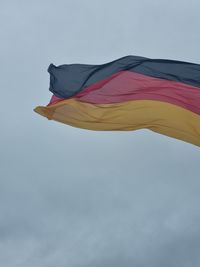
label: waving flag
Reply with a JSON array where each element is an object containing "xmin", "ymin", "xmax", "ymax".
[{"xmin": 34, "ymin": 56, "xmax": 200, "ymax": 147}]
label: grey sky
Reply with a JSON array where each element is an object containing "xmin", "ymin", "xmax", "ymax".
[{"xmin": 0, "ymin": 0, "xmax": 200, "ymax": 266}]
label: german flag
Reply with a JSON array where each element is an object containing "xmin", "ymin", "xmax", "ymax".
[{"xmin": 34, "ymin": 56, "xmax": 200, "ymax": 147}]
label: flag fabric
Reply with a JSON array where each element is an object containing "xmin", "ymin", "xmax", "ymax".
[{"xmin": 34, "ymin": 55, "xmax": 200, "ymax": 147}]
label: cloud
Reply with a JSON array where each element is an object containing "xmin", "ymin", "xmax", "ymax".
[{"xmin": 1, "ymin": 0, "xmax": 200, "ymax": 266}]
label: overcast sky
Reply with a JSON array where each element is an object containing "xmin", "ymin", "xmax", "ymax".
[{"xmin": 1, "ymin": 0, "xmax": 200, "ymax": 266}]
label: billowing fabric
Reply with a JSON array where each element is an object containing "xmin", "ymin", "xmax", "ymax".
[{"xmin": 34, "ymin": 55, "xmax": 200, "ymax": 147}]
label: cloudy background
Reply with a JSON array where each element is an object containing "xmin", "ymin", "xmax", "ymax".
[{"xmin": 1, "ymin": 0, "xmax": 200, "ymax": 266}]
